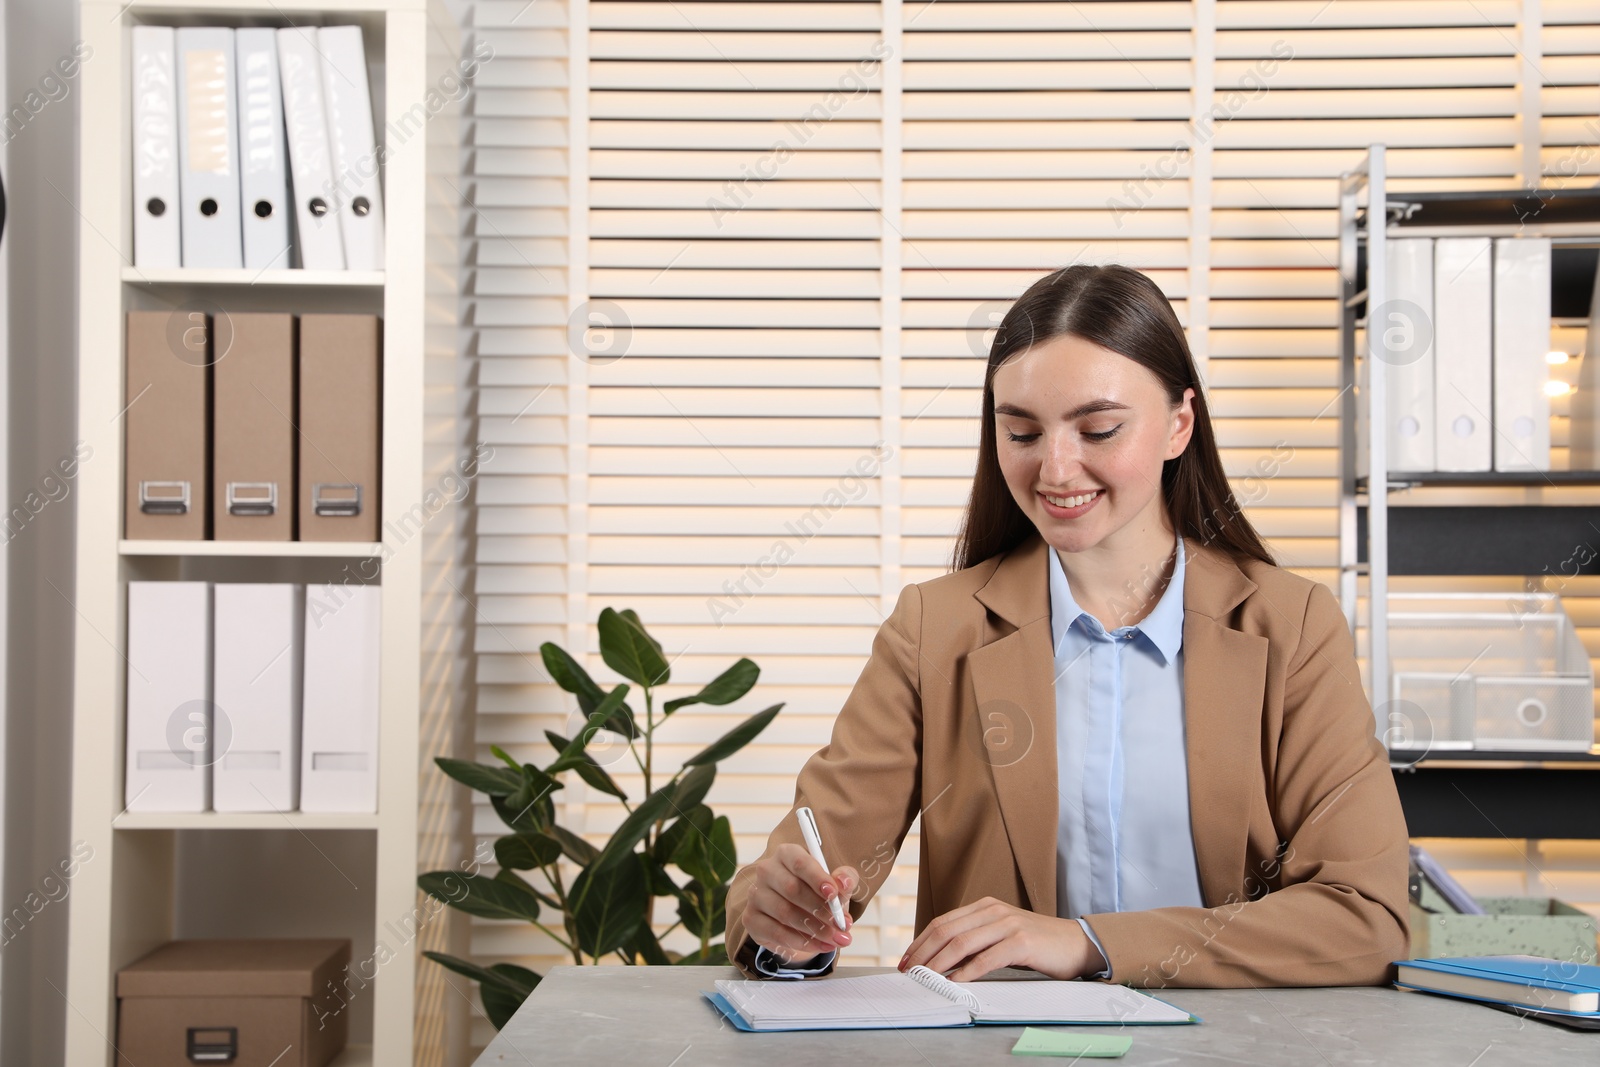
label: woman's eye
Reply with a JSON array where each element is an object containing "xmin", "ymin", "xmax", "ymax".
[
  {"xmin": 1084, "ymin": 426, "xmax": 1122, "ymax": 441},
  {"xmin": 1005, "ymin": 432, "xmax": 1039, "ymax": 443}
]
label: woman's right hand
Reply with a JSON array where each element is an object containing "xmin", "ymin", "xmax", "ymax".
[{"xmin": 742, "ymin": 843, "xmax": 861, "ymax": 963}]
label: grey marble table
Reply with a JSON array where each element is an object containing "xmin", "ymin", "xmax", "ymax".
[{"xmin": 474, "ymin": 964, "xmax": 1596, "ymax": 1066}]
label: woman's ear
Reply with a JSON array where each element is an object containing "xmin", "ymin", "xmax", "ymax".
[{"xmin": 1166, "ymin": 387, "xmax": 1196, "ymax": 460}]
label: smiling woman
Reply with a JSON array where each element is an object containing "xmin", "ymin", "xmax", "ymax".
[
  {"xmin": 724, "ymin": 263, "xmax": 1411, "ymax": 991},
  {"xmin": 956, "ymin": 264, "xmax": 1274, "ymax": 583}
]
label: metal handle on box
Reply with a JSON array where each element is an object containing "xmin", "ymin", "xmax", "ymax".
[
  {"xmin": 312, "ymin": 483, "xmax": 362, "ymax": 518},
  {"xmin": 226, "ymin": 481, "xmax": 277, "ymax": 517},
  {"xmin": 185, "ymin": 1026, "xmax": 237, "ymax": 1063},
  {"xmin": 139, "ymin": 480, "xmax": 190, "ymax": 515}
]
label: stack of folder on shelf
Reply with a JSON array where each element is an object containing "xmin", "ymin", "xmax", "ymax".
[
  {"xmin": 1357, "ymin": 234, "xmax": 1554, "ymax": 474},
  {"xmin": 132, "ymin": 23, "xmax": 383, "ymax": 270},
  {"xmin": 1395, "ymin": 955, "xmax": 1600, "ymax": 1030},
  {"xmin": 123, "ymin": 310, "xmax": 381, "ymax": 542},
  {"xmin": 124, "ymin": 580, "xmax": 381, "ymax": 815}
]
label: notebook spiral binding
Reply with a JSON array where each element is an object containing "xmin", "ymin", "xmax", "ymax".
[{"xmin": 906, "ymin": 965, "xmax": 981, "ymax": 1013}]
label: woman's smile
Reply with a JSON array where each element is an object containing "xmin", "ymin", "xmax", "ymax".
[{"xmin": 1039, "ymin": 488, "xmax": 1103, "ymax": 518}]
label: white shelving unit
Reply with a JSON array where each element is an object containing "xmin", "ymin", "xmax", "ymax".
[
  {"xmin": 65, "ymin": 2, "xmax": 458, "ymax": 1065},
  {"xmin": 1338, "ymin": 142, "xmax": 1600, "ymax": 740}
]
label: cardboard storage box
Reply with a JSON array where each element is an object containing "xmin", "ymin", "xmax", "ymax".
[
  {"xmin": 117, "ymin": 939, "xmax": 350, "ymax": 1067},
  {"xmin": 1410, "ymin": 897, "xmax": 1598, "ymax": 963}
]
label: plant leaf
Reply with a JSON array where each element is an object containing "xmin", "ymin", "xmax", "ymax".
[
  {"xmin": 592, "ymin": 780, "xmax": 678, "ymax": 873},
  {"xmin": 480, "ymin": 966, "xmax": 537, "ymax": 1029},
  {"xmin": 619, "ymin": 609, "xmax": 664, "ymax": 655},
  {"xmin": 570, "ymin": 854, "xmax": 648, "ymax": 958},
  {"xmin": 598, "ymin": 607, "xmax": 671, "ymax": 689},
  {"xmin": 676, "ymin": 878, "xmax": 729, "ymax": 940},
  {"xmin": 626, "ymin": 922, "xmax": 672, "ymax": 966},
  {"xmin": 663, "ymin": 658, "xmax": 759, "ymax": 716},
  {"xmin": 421, "ymin": 950, "xmax": 539, "ymax": 997},
  {"xmin": 671, "ymin": 814, "xmax": 735, "ymax": 889},
  {"xmin": 491, "ymin": 793, "xmax": 553, "ymax": 835},
  {"xmin": 495, "ymin": 833, "xmax": 563, "ymax": 870},
  {"xmin": 489, "ymin": 745, "xmax": 521, "ymax": 772},
  {"xmin": 706, "ymin": 814, "xmax": 737, "ymax": 884},
  {"xmin": 544, "ymin": 728, "xmax": 630, "ymax": 801},
  {"xmin": 672, "ymin": 825, "xmax": 714, "ymax": 890},
  {"xmin": 435, "ymin": 757, "xmax": 522, "ymax": 797},
  {"xmin": 683, "ymin": 703, "xmax": 783, "ymax": 767},
  {"xmin": 572, "ymin": 758, "xmax": 628, "ymax": 800},
  {"xmin": 540, "ymin": 641, "xmax": 605, "ymax": 701},
  {"xmin": 670, "ymin": 763, "xmax": 716, "ymax": 813},
  {"xmin": 547, "ymin": 687, "xmax": 629, "ymax": 773},
  {"xmin": 541, "ymin": 638, "xmax": 642, "ymax": 738},
  {"xmin": 653, "ymin": 803, "xmax": 711, "ymax": 865},
  {"xmin": 548, "ymin": 824, "xmax": 600, "ymax": 865},
  {"xmin": 643, "ymin": 854, "xmax": 683, "ymax": 899},
  {"xmin": 417, "ymin": 871, "xmax": 542, "ymax": 922}
]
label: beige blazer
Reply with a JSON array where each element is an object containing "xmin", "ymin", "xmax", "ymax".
[{"xmin": 726, "ymin": 529, "xmax": 1411, "ymax": 987}]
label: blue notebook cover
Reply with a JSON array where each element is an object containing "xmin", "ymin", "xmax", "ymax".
[{"xmin": 1401, "ymin": 955, "xmax": 1600, "ymax": 997}]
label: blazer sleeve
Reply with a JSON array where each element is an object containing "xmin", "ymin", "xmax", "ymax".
[
  {"xmin": 725, "ymin": 581, "xmax": 925, "ymax": 979},
  {"xmin": 1080, "ymin": 580, "xmax": 1411, "ymax": 988}
]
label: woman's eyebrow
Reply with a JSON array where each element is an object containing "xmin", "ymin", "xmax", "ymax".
[{"xmin": 995, "ymin": 400, "xmax": 1130, "ymax": 420}]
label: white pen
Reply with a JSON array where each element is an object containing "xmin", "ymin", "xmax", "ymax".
[{"xmin": 796, "ymin": 805, "xmax": 849, "ymax": 932}]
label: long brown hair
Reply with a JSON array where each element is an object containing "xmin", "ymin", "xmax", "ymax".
[{"xmin": 950, "ymin": 264, "xmax": 1276, "ymax": 572}]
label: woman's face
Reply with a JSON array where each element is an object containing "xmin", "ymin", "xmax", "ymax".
[{"xmin": 991, "ymin": 332, "xmax": 1195, "ymax": 556}]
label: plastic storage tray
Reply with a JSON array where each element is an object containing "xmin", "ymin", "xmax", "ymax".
[{"xmin": 1380, "ymin": 592, "xmax": 1594, "ymax": 752}]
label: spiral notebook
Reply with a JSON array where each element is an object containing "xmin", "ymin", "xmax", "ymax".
[{"xmin": 703, "ymin": 966, "xmax": 1196, "ymax": 1031}]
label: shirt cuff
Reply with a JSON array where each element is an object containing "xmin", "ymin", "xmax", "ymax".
[
  {"xmin": 1075, "ymin": 918, "xmax": 1112, "ymax": 980},
  {"xmin": 751, "ymin": 943, "xmax": 837, "ymax": 979}
]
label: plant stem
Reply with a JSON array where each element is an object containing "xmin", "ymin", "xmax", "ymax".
[
  {"xmin": 643, "ymin": 689, "xmax": 654, "ymax": 817},
  {"xmin": 538, "ymin": 861, "xmax": 582, "ymax": 964},
  {"xmin": 532, "ymin": 921, "xmax": 576, "ymax": 955}
]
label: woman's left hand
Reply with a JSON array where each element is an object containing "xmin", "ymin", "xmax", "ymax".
[{"xmin": 897, "ymin": 897, "xmax": 1108, "ymax": 982}]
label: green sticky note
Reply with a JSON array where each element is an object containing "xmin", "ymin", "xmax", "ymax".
[{"xmin": 1010, "ymin": 1027, "xmax": 1132, "ymax": 1058}]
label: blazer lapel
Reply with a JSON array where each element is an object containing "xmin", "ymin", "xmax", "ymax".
[
  {"xmin": 967, "ymin": 530, "xmax": 1266, "ymax": 918},
  {"xmin": 970, "ymin": 532, "xmax": 1058, "ymax": 916}
]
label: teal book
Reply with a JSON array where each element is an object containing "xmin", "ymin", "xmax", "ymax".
[{"xmin": 1395, "ymin": 955, "xmax": 1600, "ymax": 1020}]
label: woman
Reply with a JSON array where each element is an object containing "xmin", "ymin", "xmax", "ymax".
[{"xmin": 724, "ymin": 264, "xmax": 1410, "ymax": 988}]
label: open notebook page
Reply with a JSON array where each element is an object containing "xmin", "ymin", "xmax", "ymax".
[
  {"xmin": 714, "ymin": 972, "xmax": 970, "ymax": 1029},
  {"xmin": 961, "ymin": 979, "xmax": 1192, "ymax": 1024}
]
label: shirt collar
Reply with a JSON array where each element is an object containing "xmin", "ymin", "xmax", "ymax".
[{"xmin": 1048, "ymin": 534, "xmax": 1185, "ymax": 666}]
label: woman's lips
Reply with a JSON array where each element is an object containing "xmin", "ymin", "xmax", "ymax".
[{"xmin": 1039, "ymin": 489, "xmax": 1102, "ymax": 519}]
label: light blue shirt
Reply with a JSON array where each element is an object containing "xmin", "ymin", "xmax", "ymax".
[
  {"xmin": 751, "ymin": 534, "xmax": 1204, "ymax": 980},
  {"xmin": 1053, "ymin": 535, "xmax": 1204, "ymax": 979}
]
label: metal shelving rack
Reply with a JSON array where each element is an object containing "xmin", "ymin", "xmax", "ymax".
[{"xmin": 1337, "ymin": 144, "xmax": 1600, "ymax": 838}]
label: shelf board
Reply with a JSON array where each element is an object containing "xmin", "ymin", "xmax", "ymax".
[
  {"xmin": 120, "ymin": 539, "xmax": 383, "ymax": 557},
  {"xmin": 1356, "ymin": 471, "xmax": 1600, "ymax": 490},
  {"xmin": 1391, "ymin": 746, "xmax": 1600, "ymax": 767},
  {"xmin": 121, "ymin": 267, "xmax": 385, "ymax": 288},
  {"xmin": 113, "ymin": 811, "xmax": 380, "ymax": 831},
  {"xmin": 1357, "ymin": 186, "xmax": 1600, "ymax": 229},
  {"xmin": 120, "ymin": 0, "xmax": 418, "ymax": 12}
]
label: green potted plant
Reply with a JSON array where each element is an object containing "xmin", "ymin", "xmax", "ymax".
[{"xmin": 417, "ymin": 607, "xmax": 781, "ymax": 1027}]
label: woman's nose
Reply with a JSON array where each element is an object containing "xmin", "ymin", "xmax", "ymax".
[{"xmin": 1039, "ymin": 432, "xmax": 1085, "ymax": 483}]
